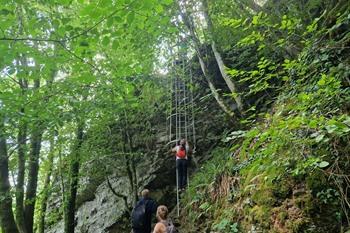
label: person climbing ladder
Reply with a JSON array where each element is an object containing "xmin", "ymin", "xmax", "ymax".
[{"xmin": 171, "ymin": 139, "xmax": 191, "ymax": 191}]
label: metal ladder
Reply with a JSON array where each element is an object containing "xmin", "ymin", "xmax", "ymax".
[{"xmin": 167, "ymin": 42, "xmax": 196, "ymax": 217}]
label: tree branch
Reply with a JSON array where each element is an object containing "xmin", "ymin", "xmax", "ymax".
[
  {"xmin": 106, "ymin": 176, "xmax": 131, "ymax": 215},
  {"xmin": 57, "ymin": 42, "xmax": 102, "ymax": 73}
]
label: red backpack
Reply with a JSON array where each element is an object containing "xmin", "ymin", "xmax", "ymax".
[{"xmin": 177, "ymin": 147, "xmax": 186, "ymax": 159}]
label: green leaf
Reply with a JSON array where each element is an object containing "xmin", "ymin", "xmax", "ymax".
[
  {"xmin": 102, "ymin": 36, "xmax": 110, "ymax": 46},
  {"xmin": 315, "ymin": 134, "xmax": 324, "ymax": 143},
  {"xmin": 162, "ymin": 0, "xmax": 173, "ymax": 5},
  {"xmin": 114, "ymin": 16, "xmax": 123, "ymax": 23},
  {"xmin": 127, "ymin": 12, "xmax": 135, "ymax": 24},
  {"xmin": 107, "ymin": 17, "xmax": 114, "ymax": 27},
  {"xmin": 80, "ymin": 5, "xmax": 95, "ymax": 16},
  {"xmin": 252, "ymin": 15, "xmax": 259, "ymax": 25},
  {"xmin": 112, "ymin": 40, "xmax": 119, "ymax": 49},
  {"xmin": 318, "ymin": 161, "xmax": 329, "ymax": 168},
  {"xmin": 155, "ymin": 5, "xmax": 164, "ymax": 13}
]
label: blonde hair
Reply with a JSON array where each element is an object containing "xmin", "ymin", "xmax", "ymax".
[
  {"xmin": 141, "ymin": 189, "xmax": 149, "ymax": 198},
  {"xmin": 156, "ymin": 205, "xmax": 169, "ymax": 220}
]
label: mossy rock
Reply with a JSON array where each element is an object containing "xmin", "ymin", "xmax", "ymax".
[
  {"xmin": 286, "ymin": 217, "xmax": 310, "ymax": 233},
  {"xmin": 305, "ymin": 170, "xmax": 327, "ymax": 194},
  {"xmin": 249, "ymin": 205, "xmax": 272, "ymax": 228},
  {"xmin": 252, "ymin": 188, "xmax": 276, "ymax": 206},
  {"xmin": 271, "ymin": 178, "xmax": 292, "ymax": 200}
]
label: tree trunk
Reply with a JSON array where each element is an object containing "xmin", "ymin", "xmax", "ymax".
[
  {"xmin": 125, "ymin": 126, "xmax": 138, "ymax": 205},
  {"xmin": 14, "ymin": 13, "xmax": 28, "ymax": 232},
  {"xmin": 131, "ymin": 154, "xmax": 138, "ymax": 205},
  {"xmin": 16, "ymin": 77, "xmax": 28, "ymax": 233},
  {"xmin": 37, "ymin": 136, "xmax": 55, "ymax": 233},
  {"xmin": 64, "ymin": 123, "xmax": 84, "ymax": 233},
  {"xmin": 197, "ymin": 53, "xmax": 235, "ymax": 117},
  {"xmin": 0, "ymin": 118, "xmax": 19, "ymax": 233},
  {"xmin": 177, "ymin": 1, "xmax": 234, "ymax": 116},
  {"xmin": 202, "ymin": 0, "xmax": 243, "ymax": 112},
  {"xmin": 123, "ymin": 112, "xmax": 139, "ymax": 205},
  {"xmin": 24, "ymin": 73, "xmax": 55, "ymax": 233},
  {"xmin": 24, "ymin": 77, "xmax": 43, "ymax": 233},
  {"xmin": 24, "ymin": 128, "xmax": 43, "ymax": 233},
  {"xmin": 58, "ymin": 146, "xmax": 66, "ymax": 219},
  {"xmin": 15, "ymin": 115, "xmax": 27, "ymax": 233}
]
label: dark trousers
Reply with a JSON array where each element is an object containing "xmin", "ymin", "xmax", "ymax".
[{"xmin": 176, "ymin": 159, "xmax": 188, "ymax": 189}]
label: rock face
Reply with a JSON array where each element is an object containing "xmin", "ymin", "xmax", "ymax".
[
  {"xmin": 46, "ymin": 133, "xmax": 179, "ymax": 233},
  {"xmin": 47, "ymin": 177, "xmax": 130, "ymax": 233}
]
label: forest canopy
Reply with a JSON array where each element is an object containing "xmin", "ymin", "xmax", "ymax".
[{"xmin": 0, "ymin": 0, "xmax": 349, "ymax": 233}]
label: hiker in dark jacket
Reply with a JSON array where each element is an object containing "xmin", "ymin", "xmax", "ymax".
[{"xmin": 132, "ymin": 189, "xmax": 158, "ymax": 233}]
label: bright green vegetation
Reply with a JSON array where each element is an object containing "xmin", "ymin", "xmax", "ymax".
[
  {"xmin": 180, "ymin": 1, "xmax": 350, "ymax": 232},
  {"xmin": 0, "ymin": 0, "xmax": 349, "ymax": 233},
  {"xmin": 0, "ymin": 1, "xmax": 173, "ymax": 233}
]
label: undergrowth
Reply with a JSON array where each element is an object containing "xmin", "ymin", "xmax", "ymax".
[{"xmin": 179, "ymin": 4, "xmax": 350, "ymax": 233}]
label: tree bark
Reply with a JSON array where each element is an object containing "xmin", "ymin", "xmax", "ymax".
[
  {"xmin": 24, "ymin": 77, "xmax": 44, "ymax": 233},
  {"xmin": 197, "ymin": 55, "xmax": 234, "ymax": 117},
  {"xmin": 64, "ymin": 123, "xmax": 84, "ymax": 233},
  {"xmin": 125, "ymin": 124, "xmax": 138, "ymax": 205},
  {"xmin": 15, "ymin": 115, "xmax": 27, "ymax": 233},
  {"xmin": 24, "ymin": 68, "xmax": 56, "ymax": 233},
  {"xmin": 37, "ymin": 136, "xmax": 55, "ymax": 233},
  {"xmin": 0, "ymin": 118, "xmax": 20, "ymax": 233},
  {"xmin": 24, "ymin": 128, "xmax": 43, "ymax": 233},
  {"xmin": 15, "ymin": 76, "xmax": 28, "ymax": 233},
  {"xmin": 130, "ymin": 154, "xmax": 138, "ymax": 205},
  {"xmin": 14, "ymin": 11, "xmax": 28, "ymax": 232},
  {"xmin": 177, "ymin": 1, "xmax": 234, "ymax": 117},
  {"xmin": 122, "ymin": 112, "xmax": 139, "ymax": 205},
  {"xmin": 121, "ymin": 115, "xmax": 136, "ymax": 205},
  {"xmin": 202, "ymin": 0, "xmax": 243, "ymax": 112}
]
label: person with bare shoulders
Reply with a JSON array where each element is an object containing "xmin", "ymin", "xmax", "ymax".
[{"xmin": 153, "ymin": 205, "xmax": 177, "ymax": 233}]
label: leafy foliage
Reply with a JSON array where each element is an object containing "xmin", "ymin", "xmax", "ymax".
[{"xmin": 179, "ymin": 0, "xmax": 350, "ymax": 232}]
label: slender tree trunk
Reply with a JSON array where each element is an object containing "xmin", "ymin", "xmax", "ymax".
[
  {"xmin": 202, "ymin": 0, "xmax": 243, "ymax": 112},
  {"xmin": 24, "ymin": 77, "xmax": 43, "ymax": 233},
  {"xmin": 15, "ymin": 75, "xmax": 28, "ymax": 233},
  {"xmin": 131, "ymin": 154, "xmax": 138, "ymax": 205},
  {"xmin": 16, "ymin": 76, "xmax": 28, "ymax": 233},
  {"xmin": 125, "ymin": 123, "xmax": 138, "ymax": 204},
  {"xmin": 16, "ymin": 116, "xmax": 27, "ymax": 233},
  {"xmin": 64, "ymin": 123, "xmax": 84, "ymax": 233},
  {"xmin": 0, "ymin": 118, "xmax": 20, "ymax": 233},
  {"xmin": 24, "ymin": 72, "xmax": 55, "ymax": 233},
  {"xmin": 24, "ymin": 128, "xmax": 43, "ymax": 233},
  {"xmin": 177, "ymin": 0, "xmax": 234, "ymax": 116},
  {"xmin": 122, "ymin": 112, "xmax": 139, "ymax": 205},
  {"xmin": 197, "ymin": 53, "xmax": 234, "ymax": 117},
  {"xmin": 14, "ymin": 12, "xmax": 28, "ymax": 232},
  {"xmin": 15, "ymin": 24, "xmax": 29, "ymax": 233},
  {"xmin": 124, "ymin": 156, "xmax": 136, "ymax": 204},
  {"xmin": 37, "ymin": 137, "xmax": 55, "ymax": 233},
  {"xmin": 121, "ymin": 119, "xmax": 136, "ymax": 205},
  {"xmin": 212, "ymin": 38, "xmax": 243, "ymax": 111},
  {"xmin": 58, "ymin": 146, "xmax": 66, "ymax": 219}
]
